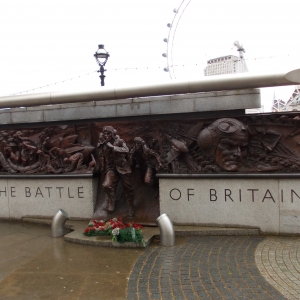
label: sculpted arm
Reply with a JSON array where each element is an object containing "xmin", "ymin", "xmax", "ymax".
[
  {"xmin": 148, "ymin": 148, "xmax": 163, "ymax": 168},
  {"xmin": 4, "ymin": 147, "xmax": 20, "ymax": 162},
  {"xmin": 107, "ymin": 139, "xmax": 129, "ymax": 153},
  {"xmin": 49, "ymin": 147, "xmax": 59, "ymax": 159}
]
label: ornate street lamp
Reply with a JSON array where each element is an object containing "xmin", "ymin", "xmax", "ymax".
[{"xmin": 94, "ymin": 44, "xmax": 110, "ymax": 86}]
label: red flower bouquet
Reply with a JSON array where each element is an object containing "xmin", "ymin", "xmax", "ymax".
[{"xmin": 83, "ymin": 218, "xmax": 145, "ymax": 245}]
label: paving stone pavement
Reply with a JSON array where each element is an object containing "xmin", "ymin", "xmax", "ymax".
[
  {"xmin": 256, "ymin": 237, "xmax": 300, "ymax": 300},
  {"xmin": 127, "ymin": 236, "xmax": 287, "ymax": 300},
  {"xmin": 2, "ymin": 221, "xmax": 300, "ymax": 299}
]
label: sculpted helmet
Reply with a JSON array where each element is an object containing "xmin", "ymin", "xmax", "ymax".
[
  {"xmin": 134, "ymin": 137, "xmax": 145, "ymax": 144},
  {"xmin": 197, "ymin": 118, "xmax": 248, "ymax": 156},
  {"xmin": 103, "ymin": 126, "xmax": 117, "ymax": 137}
]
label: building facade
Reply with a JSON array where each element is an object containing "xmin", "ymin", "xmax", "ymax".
[{"xmin": 204, "ymin": 55, "xmax": 248, "ymax": 76}]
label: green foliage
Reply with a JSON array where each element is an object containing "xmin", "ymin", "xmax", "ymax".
[
  {"xmin": 114, "ymin": 227, "xmax": 146, "ymax": 246},
  {"xmin": 84, "ymin": 228, "xmax": 110, "ymax": 236}
]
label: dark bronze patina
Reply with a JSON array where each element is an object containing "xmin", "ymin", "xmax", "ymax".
[{"xmin": 96, "ymin": 126, "xmax": 134, "ymax": 217}]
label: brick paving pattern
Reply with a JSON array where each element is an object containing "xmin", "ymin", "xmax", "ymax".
[
  {"xmin": 127, "ymin": 236, "xmax": 285, "ymax": 300},
  {"xmin": 256, "ymin": 237, "xmax": 300, "ymax": 300}
]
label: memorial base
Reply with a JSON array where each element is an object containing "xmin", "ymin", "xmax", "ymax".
[
  {"xmin": 159, "ymin": 175, "xmax": 300, "ymax": 235},
  {"xmin": 0, "ymin": 175, "xmax": 98, "ymax": 220}
]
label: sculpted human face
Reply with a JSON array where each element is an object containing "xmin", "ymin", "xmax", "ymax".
[
  {"xmin": 135, "ymin": 141, "xmax": 142, "ymax": 149},
  {"xmin": 215, "ymin": 138, "xmax": 248, "ymax": 171},
  {"xmin": 103, "ymin": 130, "xmax": 113, "ymax": 142}
]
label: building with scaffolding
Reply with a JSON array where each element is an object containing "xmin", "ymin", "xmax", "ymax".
[
  {"xmin": 203, "ymin": 41, "xmax": 263, "ymax": 113},
  {"xmin": 282, "ymin": 85, "xmax": 300, "ymax": 111},
  {"xmin": 272, "ymin": 99, "xmax": 286, "ymax": 112},
  {"xmin": 204, "ymin": 41, "xmax": 248, "ymax": 77},
  {"xmin": 204, "ymin": 55, "xmax": 248, "ymax": 76}
]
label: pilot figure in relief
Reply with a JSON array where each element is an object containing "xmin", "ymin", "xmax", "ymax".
[
  {"xmin": 197, "ymin": 118, "xmax": 249, "ymax": 172},
  {"xmin": 97, "ymin": 126, "xmax": 134, "ymax": 217}
]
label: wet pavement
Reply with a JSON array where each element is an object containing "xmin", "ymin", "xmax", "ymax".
[
  {"xmin": 0, "ymin": 221, "xmax": 300, "ymax": 299},
  {"xmin": 128, "ymin": 236, "xmax": 285, "ymax": 300}
]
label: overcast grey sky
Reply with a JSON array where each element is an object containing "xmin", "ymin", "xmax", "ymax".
[{"xmin": 1, "ymin": 0, "xmax": 300, "ymax": 111}]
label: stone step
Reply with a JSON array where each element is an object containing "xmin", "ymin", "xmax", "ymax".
[
  {"xmin": 173, "ymin": 225, "xmax": 260, "ymax": 237},
  {"xmin": 21, "ymin": 217, "xmax": 260, "ymax": 248}
]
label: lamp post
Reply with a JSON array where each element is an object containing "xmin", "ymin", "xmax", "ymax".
[{"xmin": 94, "ymin": 44, "xmax": 110, "ymax": 86}]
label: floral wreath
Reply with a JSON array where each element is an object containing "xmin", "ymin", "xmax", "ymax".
[{"xmin": 84, "ymin": 218, "xmax": 145, "ymax": 246}]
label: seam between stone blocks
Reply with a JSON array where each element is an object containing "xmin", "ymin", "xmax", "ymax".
[
  {"xmin": 278, "ymin": 179, "xmax": 281, "ymax": 235},
  {"xmin": 7, "ymin": 179, "xmax": 10, "ymax": 219}
]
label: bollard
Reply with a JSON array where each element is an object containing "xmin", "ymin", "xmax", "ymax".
[
  {"xmin": 156, "ymin": 213, "xmax": 175, "ymax": 246},
  {"xmin": 51, "ymin": 209, "xmax": 70, "ymax": 238}
]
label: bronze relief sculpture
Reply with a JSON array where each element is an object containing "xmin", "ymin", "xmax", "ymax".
[
  {"xmin": 2, "ymin": 113, "xmax": 300, "ymax": 220},
  {"xmin": 197, "ymin": 118, "xmax": 249, "ymax": 172},
  {"xmin": 96, "ymin": 126, "xmax": 134, "ymax": 217},
  {"xmin": 128, "ymin": 137, "xmax": 163, "ymax": 185},
  {"xmin": 2, "ymin": 115, "xmax": 300, "ymax": 176},
  {"xmin": 0, "ymin": 126, "xmax": 95, "ymax": 174}
]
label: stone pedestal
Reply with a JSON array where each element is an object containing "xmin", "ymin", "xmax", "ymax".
[
  {"xmin": 159, "ymin": 175, "xmax": 300, "ymax": 235},
  {"xmin": 0, "ymin": 175, "xmax": 98, "ymax": 220}
]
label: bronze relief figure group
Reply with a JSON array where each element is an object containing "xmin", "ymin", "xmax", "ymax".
[
  {"xmin": 0, "ymin": 127, "xmax": 95, "ymax": 175},
  {"xmin": 0, "ymin": 119, "xmax": 256, "ymax": 177},
  {"xmin": 1, "ymin": 114, "xmax": 300, "ymax": 217},
  {"xmin": 95, "ymin": 126, "xmax": 163, "ymax": 217}
]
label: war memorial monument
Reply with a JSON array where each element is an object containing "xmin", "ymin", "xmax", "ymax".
[{"xmin": 0, "ymin": 69, "xmax": 300, "ymax": 236}]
